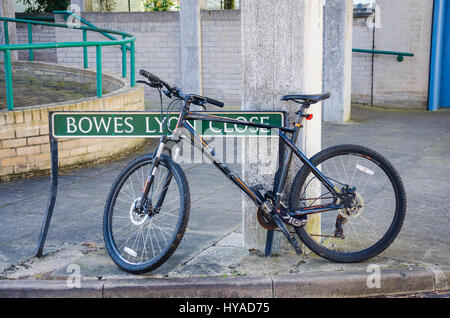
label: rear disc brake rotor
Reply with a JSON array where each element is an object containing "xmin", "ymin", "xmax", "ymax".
[{"xmin": 338, "ymin": 192, "xmax": 365, "ymax": 220}]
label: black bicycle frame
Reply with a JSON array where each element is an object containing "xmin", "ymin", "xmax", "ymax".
[{"xmin": 141, "ymin": 101, "xmax": 345, "ymax": 218}]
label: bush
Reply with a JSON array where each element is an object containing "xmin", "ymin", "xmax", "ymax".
[
  {"xmin": 19, "ymin": 0, "xmax": 70, "ymax": 13},
  {"xmin": 142, "ymin": 0, "xmax": 176, "ymax": 12}
]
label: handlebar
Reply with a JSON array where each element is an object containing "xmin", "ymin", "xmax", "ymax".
[
  {"xmin": 139, "ymin": 69, "xmax": 175, "ymax": 93},
  {"xmin": 139, "ymin": 69, "xmax": 224, "ymax": 108},
  {"xmin": 139, "ymin": 69, "xmax": 160, "ymax": 83},
  {"xmin": 191, "ymin": 95, "xmax": 224, "ymax": 108}
]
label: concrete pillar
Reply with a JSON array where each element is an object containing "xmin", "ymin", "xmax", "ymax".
[
  {"xmin": 241, "ymin": 0, "xmax": 324, "ymax": 252},
  {"xmin": 323, "ymin": 0, "xmax": 353, "ymax": 123},
  {"xmin": 0, "ymin": 0, "xmax": 17, "ymax": 60},
  {"xmin": 180, "ymin": 0, "xmax": 207, "ymax": 95}
]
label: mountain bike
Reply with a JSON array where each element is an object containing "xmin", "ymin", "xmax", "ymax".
[{"xmin": 103, "ymin": 69, "xmax": 407, "ymax": 274}]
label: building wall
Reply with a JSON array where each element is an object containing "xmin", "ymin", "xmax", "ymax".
[
  {"xmin": 351, "ymin": 0, "xmax": 434, "ymax": 108},
  {"xmin": 16, "ymin": 23, "xmax": 57, "ymax": 62},
  {"xmin": 201, "ymin": 10, "xmax": 242, "ymax": 106},
  {"xmin": 54, "ymin": 10, "xmax": 243, "ymax": 107},
  {"xmin": 55, "ymin": 12, "xmax": 182, "ymax": 108},
  {"xmin": 10, "ymin": 7, "xmax": 434, "ymax": 110},
  {"xmin": 351, "ymin": 16, "xmax": 374, "ymax": 105}
]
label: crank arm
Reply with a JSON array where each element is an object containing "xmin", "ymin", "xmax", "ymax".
[{"xmin": 271, "ymin": 214, "xmax": 302, "ymax": 255}]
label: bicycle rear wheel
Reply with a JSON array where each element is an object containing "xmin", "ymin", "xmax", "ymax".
[
  {"xmin": 103, "ymin": 154, "xmax": 190, "ymax": 274},
  {"xmin": 289, "ymin": 145, "xmax": 406, "ymax": 263}
]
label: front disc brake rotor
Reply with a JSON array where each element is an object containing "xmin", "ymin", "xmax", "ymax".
[{"xmin": 129, "ymin": 198, "xmax": 149, "ymax": 226}]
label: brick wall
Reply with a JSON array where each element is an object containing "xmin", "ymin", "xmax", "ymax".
[
  {"xmin": 6, "ymin": 8, "xmax": 435, "ymax": 112},
  {"xmin": 16, "ymin": 23, "xmax": 57, "ymax": 62},
  {"xmin": 0, "ymin": 63, "xmax": 145, "ymax": 180},
  {"xmin": 351, "ymin": 17, "xmax": 374, "ymax": 105},
  {"xmin": 54, "ymin": 12, "xmax": 182, "ymax": 109},
  {"xmin": 351, "ymin": 0, "xmax": 434, "ymax": 108},
  {"xmin": 201, "ymin": 10, "xmax": 242, "ymax": 106},
  {"xmin": 52, "ymin": 11, "xmax": 243, "ymax": 108}
]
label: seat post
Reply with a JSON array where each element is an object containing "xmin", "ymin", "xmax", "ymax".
[{"xmin": 295, "ymin": 102, "xmax": 310, "ymax": 125}]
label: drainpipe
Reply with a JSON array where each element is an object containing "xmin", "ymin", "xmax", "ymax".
[{"xmin": 429, "ymin": 0, "xmax": 446, "ymax": 111}]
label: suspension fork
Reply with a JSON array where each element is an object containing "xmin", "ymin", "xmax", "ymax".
[
  {"xmin": 153, "ymin": 170, "xmax": 173, "ymax": 213},
  {"xmin": 140, "ymin": 97, "xmax": 189, "ymax": 211},
  {"xmin": 139, "ymin": 135, "xmax": 169, "ymax": 210}
]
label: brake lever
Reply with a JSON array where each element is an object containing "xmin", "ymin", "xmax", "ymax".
[
  {"xmin": 198, "ymin": 101, "xmax": 207, "ymax": 111},
  {"xmin": 163, "ymin": 90, "xmax": 172, "ymax": 99}
]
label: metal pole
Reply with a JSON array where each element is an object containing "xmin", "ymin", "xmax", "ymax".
[
  {"xmin": 264, "ymin": 230, "xmax": 274, "ymax": 256},
  {"xmin": 27, "ymin": 23, "xmax": 34, "ymax": 61},
  {"xmin": 122, "ymin": 35, "xmax": 127, "ymax": 78},
  {"xmin": 35, "ymin": 114, "xmax": 59, "ymax": 257},
  {"xmin": 27, "ymin": 23, "xmax": 34, "ymax": 62},
  {"xmin": 4, "ymin": 49, "xmax": 14, "ymax": 111},
  {"xmin": 130, "ymin": 40, "xmax": 135, "ymax": 87},
  {"xmin": 83, "ymin": 29, "xmax": 88, "ymax": 68},
  {"xmin": 429, "ymin": 0, "xmax": 446, "ymax": 111},
  {"xmin": 96, "ymin": 45, "xmax": 102, "ymax": 97},
  {"xmin": 3, "ymin": 20, "xmax": 9, "ymax": 44}
]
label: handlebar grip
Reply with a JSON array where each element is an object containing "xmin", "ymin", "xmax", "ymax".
[
  {"xmin": 139, "ymin": 69, "xmax": 160, "ymax": 83},
  {"xmin": 205, "ymin": 97, "xmax": 224, "ymax": 108}
]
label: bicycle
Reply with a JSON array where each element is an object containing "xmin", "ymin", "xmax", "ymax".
[{"xmin": 103, "ymin": 69, "xmax": 407, "ymax": 274}]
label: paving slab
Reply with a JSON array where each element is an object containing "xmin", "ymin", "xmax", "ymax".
[{"xmin": 0, "ymin": 105, "xmax": 449, "ymax": 297}]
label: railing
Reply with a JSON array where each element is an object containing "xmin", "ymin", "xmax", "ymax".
[
  {"xmin": 54, "ymin": 10, "xmax": 132, "ymax": 77},
  {"xmin": 352, "ymin": 48, "xmax": 414, "ymax": 62},
  {"xmin": 0, "ymin": 14, "xmax": 136, "ymax": 111}
]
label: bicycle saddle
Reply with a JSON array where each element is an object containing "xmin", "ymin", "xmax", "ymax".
[{"xmin": 281, "ymin": 92, "xmax": 331, "ymax": 104}]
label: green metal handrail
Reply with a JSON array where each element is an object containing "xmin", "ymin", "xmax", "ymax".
[
  {"xmin": 0, "ymin": 15, "xmax": 136, "ymax": 111},
  {"xmin": 53, "ymin": 10, "xmax": 131, "ymax": 78},
  {"xmin": 352, "ymin": 48, "xmax": 414, "ymax": 62}
]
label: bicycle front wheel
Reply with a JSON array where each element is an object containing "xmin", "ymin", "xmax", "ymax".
[
  {"xmin": 103, "ymin": 154, "xmax": 190, "ymax": 274},
  {"xmin": 289, "ymin": 145, "xmax": 406, "ymax": 263}
]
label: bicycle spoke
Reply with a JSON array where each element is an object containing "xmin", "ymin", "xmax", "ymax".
[
  {"xmin": 106, "ymin": 158, "xmax": 186, "ymax": 268},
  {"xmin": 296, "ymin": 151, "xmax": 400, "ymax": 257}
]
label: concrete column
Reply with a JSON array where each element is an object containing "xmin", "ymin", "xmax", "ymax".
[
  {"xmin": 0, "ymin": 0, "xmax": 17, "ymax": 60},
  {"xmin": 179, "ymin": 0, "xmax": 207, "ymax": 95},
  {"xmin": 323, "ymin": 0, "xmax": 353, "ymax": 123},
  {"xmin": 241, "ymin": 0, "xmax": 324, "ymax": 252}
]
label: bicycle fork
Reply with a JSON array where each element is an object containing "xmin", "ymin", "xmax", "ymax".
[{"xmin": 139, "ymin": 136, "xmax": 170, "ymax": 212}]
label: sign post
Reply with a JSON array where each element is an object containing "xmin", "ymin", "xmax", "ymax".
[{"xmin": 36, "ymin": 111, "xmax": 285, "ymax": 257}]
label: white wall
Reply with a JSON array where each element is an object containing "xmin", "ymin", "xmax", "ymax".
[
  {"xmin": 351, "ymin": 0, "xmax": 434, "ymax": 109},
  {"xmin": 12, "ymin": 5, "xmax": 434, "ymax": 110}
]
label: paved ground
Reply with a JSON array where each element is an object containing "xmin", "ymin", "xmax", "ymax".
[
  {"xmin": 0, "ymin": 105, "xmax": 449, "ymax": 297},
  {"xmin": 0, "ymin": 80, "xmax": 96, "ymax": 110}
]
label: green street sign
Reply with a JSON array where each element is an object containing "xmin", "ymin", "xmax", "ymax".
[{"xmin": 51, "ymin": 112, "xmax": 285, "ymax": 138}]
